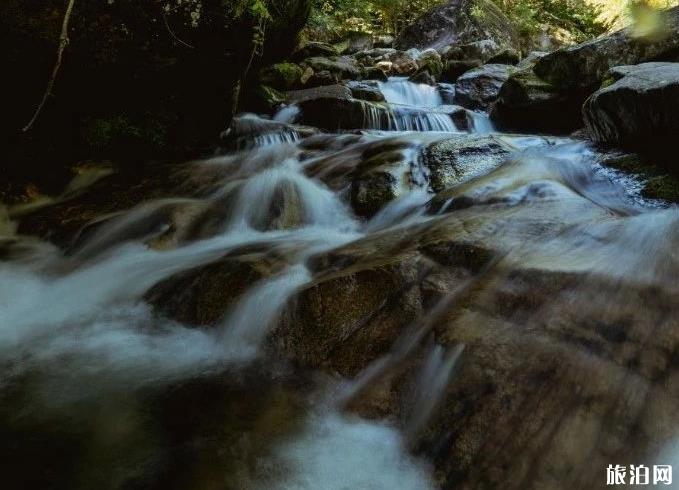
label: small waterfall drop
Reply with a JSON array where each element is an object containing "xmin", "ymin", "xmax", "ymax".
[
  {"xmin": 378, "ymin": 77, "xmax": 444, "ymax": 107},
  {"xmin": 274, "ymin": 105, "xmax": 301, "ymax": 123},
  {"xmin": 220, "ymin": 264, "xmax": 311, "ymax": 361},
  {"xmin": 468, "ymin": 111, "xmax": 495, "ymax": 134}
]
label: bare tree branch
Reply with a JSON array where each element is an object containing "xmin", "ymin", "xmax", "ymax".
[
  {"xmin": 163, "ymin": 12, "xmax": 196, "ymax": 49},
  {"xmin": 22, "ymin": 0, "xmax": 77, "ymax": 132}
]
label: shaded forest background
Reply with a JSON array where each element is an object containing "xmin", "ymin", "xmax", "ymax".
[{"xmin": 1, "ymin": 0, "xmax": 677, "ymax": 199}]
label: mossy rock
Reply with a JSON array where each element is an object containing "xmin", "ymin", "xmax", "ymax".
[
  {"xmin": 602, "ymin": 154, "xmax": 679, "ymax": 203},
  {"xmin": 259, "ymin": 63, "xmax": 305, "ymax": 91}
]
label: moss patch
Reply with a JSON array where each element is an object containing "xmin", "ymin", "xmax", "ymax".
[
  {"xmin": 259, "ymin": 62, "xmax": 304, "ymax": 90},
  {"xmin": 602, "ymin": 154, "xmax": 679, "ymax": 203}
]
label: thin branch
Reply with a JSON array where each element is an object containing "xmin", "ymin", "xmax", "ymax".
[
  {"xmin": 22, "ymin": 0, "xmax": 77, "ymax": 132},
  {"xmin": 163, "ymin": 12, "xmax": 196, "ymax": 49}
]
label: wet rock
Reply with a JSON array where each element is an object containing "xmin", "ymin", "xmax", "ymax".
[
  {"xmin": 16, "ymin": 162, "xmax": 191, "ymax": 247},
  {"xmin": 304, "ymin": 70, "xmax": 340, "ymax": 87},
  {"xmin": 418, "ymin": 266, "xmax": 679, "ymax": 489},
  {"xmin": 286, "ymin": 84, "xmax": 353, "ymax": 104},
  {"xmin": 491, "ymin": 67, "xmax": 583, "ymax": 133},
  {"xmin": 454, "ymin": 64, "xmax": 515, "ymax": 110},
  {"xmin": 363, "ymin": 66, "xmax": 389, "ymax": 82},
  {"xmin": 395, "ymin": 0, "xmax": 519, "ymax": 51},
  {"xmin": 440, "ymin": 59, "xmax": 483, "ymax": 82},
  {"xmin": 409, "ymin": 71, "xmax": 438, "ymax": 85},
  {"xmin": 292, "ymin": 41, "xmax": 339, "ymax": 61},
  {"xmin": 487, "ymin": 48, "xmax": 521, "ymax": 65},
  {"xmin": 347, "ymin": 81, "xmax": 385, "ymax": 102},
  {"xmin": 600, "ymin": 153, "xmax": 679, "ymax": 203},
  {"xmin": 349, "ymin": 145, "xmax": 415, "ymax": 218},
  {"xmin": 293, "ymin": 86, "xmax": 458, "ymax": 131},
  {"xmin": 583, "ymin": 62, "xmax": 679, "ymax": 156},
  {"xmin": 443, "ymin": 39, "xmax": 503, "ymax": 63},
  {"xmin": 534, "ymin": 6, "xmax": 679, "ymax": 91},
  {"xmin": 147, "ymin": 252, "xmax": 287, "ymax": 326},
  {"xmin": 295, "ymin": 97, "xmax": 378, "ymax": 131},
  {"xmin": 423, "ymin": 134, "xmax": 513, "ymax": 192},
  {"xmin": 273, "ymin": 254, "xmax": 424, "ymax": 376},
  {"xmin": 301, "ymin": 56, "xmax": 362, "ymax": 81},
  {"xmin": 225, "ymin": 114, "xmax": 317, "ymax": 148},
  {"xmin": 438, "ymin": 83, "xmax": 457, "ymax": 104}
]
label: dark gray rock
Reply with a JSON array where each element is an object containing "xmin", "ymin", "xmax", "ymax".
[
  {"xmin": 490, "ymin": 67, "xmax": 583, "ymax": 133},
  {"xmin": 583, "ymin": 62, "xmax": 679, "ymax": 155},
  {"xmin": 423, "ymin": 134, "xmax": 513, "ymax": 192},
  {"xmin": 534, "ymin": 6, "xmax": 679, "ymax": 91},
  {"xmin": 440, "ymin": 59, "xmax": 483, "ymax": 82},
  {"xmin": 363, "ymin": 66, "xmax": 389, "ymax": 82},
  {"xmin": 487, "ymin": 48, "xmax": 521, "ymax": 65},
  {"xmin": 454, "ymin": 64, "xmax": 515, "ymax": 109},
  {"xmin": 301, "ymin": 56, "xmax": 362, "ymax": 80},
  {"xmin": 443, "ymin": 39, "xmax": 503, "ymax": 63},
  {"xmin": 395, "ymin": 0, "xmax": 519, "ymax": 51},
  {"xmin": 347, "ymin": 81, "xmax": 385, "ymax": 102},
  {"xmin": 286, "ymin": 84, "xmax": 353, "ymax": 104},
  {"xmin": 292, "ymin": 41, "xmax": 339, "ymax": 61}
]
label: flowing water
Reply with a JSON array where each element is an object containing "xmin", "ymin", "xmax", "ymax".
[{"xmin": 1, "ymin": 78, "xmax": 678, "ymax": 490}]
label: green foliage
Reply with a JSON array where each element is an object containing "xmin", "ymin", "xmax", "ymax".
[
  {"xmin": 308, "ymin": 0, "xmax": 444, "ymax": 37},
  {"xmin": 83, "ymin": 114, "xmax": 170, "ymax": 154},
  {"xmin": 492, "ymin": 0, "xmax": 610, "ymax": 42}
]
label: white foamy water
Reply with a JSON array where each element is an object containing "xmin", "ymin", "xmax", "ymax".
[
  {"xmin": 253, "ymin": 413, "xmax": 435, "ymax": 490},
  {"xmin": 227, "ymin": 158, "xmax": 357, "ymax": 232},
  {"xmin": 469, "ymin": 111, "xmax": 494, "ymax": 134},
  {"xmin": 220, "ymin": 264, "xmax": 311, "ymax": 361},
  {"xmin": 379, "ymin": 77, "xmax": 443, "ymax": 107},
  {"xmin": 274, "ymin": 105, "xmax": 301, "ymax": 123}
]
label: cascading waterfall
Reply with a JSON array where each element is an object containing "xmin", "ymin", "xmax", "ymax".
[
  {"xmin": 2, "ymin": 65, "xmax": 678, "ymax": 490},
  {"xmin": 360, "ymin": 100, "xmax": 457, "ymax": 132},
  {"xmin": 251, "ymin": 130, "xmax": 301, "ymax": 147}
]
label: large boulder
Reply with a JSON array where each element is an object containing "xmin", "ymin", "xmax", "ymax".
[
  {"xmin": 534, "ymin": 6, "xmax": 679, "ymax": 91},
  {"xmin": 395, "ymin": 0, "xmax": 519, "ymax": 52},
  {"xmin": 490, "ymin": 67, "xmax": 584, "ymax": 133},
  {"xmin": 583, "ymin": 62, "xmax": 679, "ymax": 157},
  {"xmin": 454, "ymin": 64, "xmax": 515, "ymax": 110}
]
